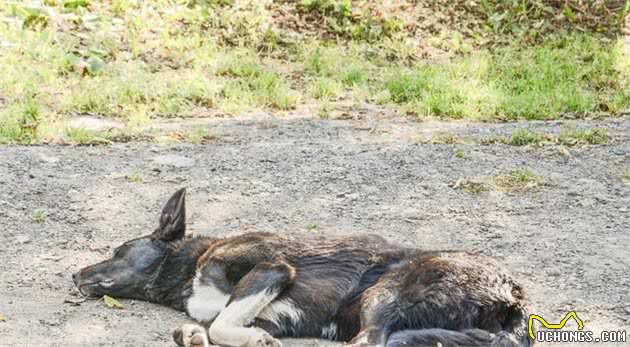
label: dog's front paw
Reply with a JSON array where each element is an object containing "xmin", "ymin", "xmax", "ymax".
[
  {"xmin": 247, "ymin": 330, "xmax": 282, "ymax": 347},
  {"xmin": 173, "ymin": 324, "xmax": 211, "ymax": 347}
]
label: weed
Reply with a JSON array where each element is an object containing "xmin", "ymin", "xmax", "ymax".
[
  {"xmin": 430, "ymin": 132, "xmax": 461, "ymax": 144},
  {"xmin": 317, "ymin": 101, "xmax": 332, "ymax": 119},
  {"xmin": 385, "ymin": 67, "xmax": 468, "ymax": 118},
  {"xmin": 186, "ymin": 127, "xmax": 215, "ymax": 144},
  {"xmin": 125, "ymin": 172, "xmax": 143, "ymax": 183},
  {"xmin": 558, "ymin": 127, "xmax": 609, "ymax": 145},
  {"xmin": 493, "ymin": 168, "xmax": 545, "ymax": 192},
  {"xmin": 454, "ymin": 149, "xmax": 466, "ymax": 159},
  {"xmin": 32, "ymin": 210, "xmax": 46, "ymax": 223},
  {"xmin": 459, "ymin": 180, "xmax": 488, "ymax": 194},
  {"xmin": 64, "ymin": 127, "xmax": 109, "ymax": 145},
  {"xmin": 222, "ymin": 71, "xmax": 299, "ymax": 111},
  {"xmin": 309, "ymin": 78, "xmax": 342, "ymax": 100},
  {"xmin": 305, "ymin": 222, "xmax": 319, "ymax": 231},
  {"xmin": 622, "ymin": 169, "xmax": 630, "ymax": 184},
  {"xmin": 341, "ymin": 67, "xmax": 366, "ymax": 86},
  {"xmin": 507, "ymin": 128, "xmax": 544, "ymax": 146}
]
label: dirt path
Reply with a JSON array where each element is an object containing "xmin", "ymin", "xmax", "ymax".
[{"xmin": 1, "ymin": 113, "xmax": 629, "ymax": 346}]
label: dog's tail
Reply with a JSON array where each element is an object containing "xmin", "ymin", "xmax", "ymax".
[{"xmin": 386, "ymin": 305, "xmax": 532, "ymax": 347}]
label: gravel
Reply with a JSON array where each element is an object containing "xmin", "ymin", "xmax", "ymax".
[{"xmin": 0, "ymin": 113, "xmax": 628, "ymax": 346}]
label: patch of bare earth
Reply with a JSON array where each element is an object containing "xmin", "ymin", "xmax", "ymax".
[{"xmin": 0, "ymin": 114, "xmax": 629, "ymax": 346}]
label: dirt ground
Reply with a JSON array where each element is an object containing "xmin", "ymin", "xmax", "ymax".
[{"xmin": 1, "ymin": 111, "xmax": 629, "ymax": 346}]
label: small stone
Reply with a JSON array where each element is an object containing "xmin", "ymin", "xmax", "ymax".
[{"xmin": 546, "ymin": 269, "xmax": 562, "ymax": 277}]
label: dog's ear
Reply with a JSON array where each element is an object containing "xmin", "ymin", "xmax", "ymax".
[{"xmin": 152, "ymin": 188, "xmax": 186, "ymax": 242}]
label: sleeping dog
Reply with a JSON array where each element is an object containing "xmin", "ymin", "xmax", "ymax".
[{"xmin": 74, "ymin": 188, "xmax": 533, "ymax": 347}]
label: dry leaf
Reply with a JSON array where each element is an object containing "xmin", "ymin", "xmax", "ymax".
[{"xmin": 103, "ymin": 295, "xmax": 123, "ymax": 309}]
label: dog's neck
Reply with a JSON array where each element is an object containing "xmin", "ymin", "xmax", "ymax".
[{"xmin": 145, "ymin": 236, "xmax": 216, "ymax": 310}]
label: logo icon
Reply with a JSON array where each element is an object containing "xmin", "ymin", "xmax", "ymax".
[{"xmin": 528, "ymin": 311, "xmax": 584, "ymax": 340}]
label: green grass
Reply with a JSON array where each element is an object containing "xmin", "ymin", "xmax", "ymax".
[
  {"xmin": 384, "ymin": 35, "xmax": 630, "ymax": 120},
  {"xmin": 125, "ymin": 172, "xmax": 143, "ymax": 183},
  {"xmin": 186, "ymin": 127, "xmax": 216, "ymax": 144},
  {"xmin": 460, "ymin": 180, "xmax": 488, "ymax": 194},
  {"xmin": 309, "ymin": 78, "xmax": 342, "ymax": 100},
  {"xmin": 506, "ymin": 128, "xmax": 545, "ymax": 146},
  {"xmin": 65, "ymin": 127, "xmax": 109, "ymax": 145},
  {"xmin": 305, "ymin": 222, "xmax": 320, "ymax": 231},
  {"xmin": 0, "ymin": 1, "xmax": 628, "ymax": 144},
  {"xmin": 493, "ymin": 168, "xmax": 545, "ymax": 192},
  {"xmin": 622, "ymin": 169, "xmax": 630, "ymax": 184},
  {"xmin": 31, "ymin": 210, "xmax": 46, "ymax": 223},
  {"xmin": 558, "ymin": 127, "xmax": 610, "ymax": 145},
  {"xmin": 429, "ymin": 132, "xmax": 461, "ymax": 144},
  {"xmin": 488, "ymin": 127, "xmax": 610, "ymax": 146}
]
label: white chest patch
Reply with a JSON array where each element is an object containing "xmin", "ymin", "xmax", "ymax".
[
  {"xmin": 186, "ymin": 274, "xmax": 230, "ymax": 322},
  {"xmin": 257, "ymin": 298, "xmax": 303, "ymax": 326}
]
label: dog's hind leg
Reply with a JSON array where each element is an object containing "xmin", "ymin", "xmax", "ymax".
[
  {"xmin": 207, "ymin": 260, "xmax": 295, "ymax": 347},
  {"xmin": 345, "ymin": 283, "xmax": 399, "ymax": 347}
]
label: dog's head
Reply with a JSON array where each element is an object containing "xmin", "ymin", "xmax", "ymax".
[{"xmin": 73, "ymin": 188, "xmax": 187, "ymax": 299}]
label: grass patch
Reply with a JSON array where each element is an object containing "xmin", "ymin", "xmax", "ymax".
[
  {"xmin": 385, "ymin": 35, "xmax": 630, "ymax": 120},
  {"xmin": 486, "ymin": 127, "xmax": 610, "ymax": 146},
  {"xmin": 309, "ymin": 78, "xmax": 342, "ymax": 100},
  {"xmin": 506, "ymin": 128, "xmax": 545, "ymax": 146},
  {"xmin": 622, "ymin": 169, "xmax": 630, "ymax": 184},
  {"xmin": 64, "ymin": 127, "xmax": 109, "ymax": 145},
  {"xmin": 429, "ymin": 132, "xmax": 462, "ymax": 144},
  {"xmin": 305, "ymin": 222, "xmax": 320, "ymax": 231},
  {"xmin": 32, "ymin": 210, "xmax": 46, "ymax": 223},
  {"xmin": 459, "ymin": 180, "xmax": 489, "ymax": 194},
  {"xmin": 0, "ymin": 1, "xmax": 628, "ymax": 143},
  {"xmin": 125, "ymin": 172, "xmax": 143, "ymax": 183},
  {"xmin": 185, "ymin": 127, "xmax": 217, "ymax": 144},
  {"xmin": 558, "ymin": 127, "xmax": 609, "ymax": 145},
  {"xmin": 493, "ymin": 168, "xmax": 545, "ymax": 192},
  {"xmin": 221, "ymin": 72, "xmax": 300, "ymax": 112}
]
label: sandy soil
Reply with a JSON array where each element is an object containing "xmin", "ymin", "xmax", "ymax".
[{"xmin": 1, "ymin": 112, "xmax": 629, "ymax": 346}]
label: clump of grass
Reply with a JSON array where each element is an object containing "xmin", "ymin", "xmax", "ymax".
[
  {"xmin": 309, "ymin": 78, "xmax": 342, "ymax": 100},
  {"xmin": 430, "ymin": 132, "xmax": 461, "ymax": 144},
  {"xmin": 460, "ymin": 180, "xmax": 489, "ymax": 194},
  {"xmin": 32, "ymin": 210, "xmax": 46, "ymax": 223},
  {"xmin": 385, "ymin": 67, "xmax": 467, "ymax": 118},
  {"xmin": 558, "ymin": 127, "xmax": 609, "ymax": 145},
  {"xmin": 621, "ymin": 169, "xmax": 630, "ymax": 184},
  {"xmin": 186, "ymin": 127, "xmax": 216, "ymax": 144},
  {"xmin": 305, "ymin": 222, "xmax": 319, "ymax": 231},
  {"xmin": 221, "ymin": 71, "xmax": 300, "ymax": 112},
  {"xmin": 64, "ymin": 127, "xmax": 109, "ymax": 145},
  {"xmin": 125, "ymin": 172, "xmax": 143, "ymax": 183},
  {"xmin": 341, "ymin": 66, "xmax": 367, "ymax": 86},
  {"xmin": 508, "ymin": 128, "xmax": 544, "ymax": 146},
  {"xmin": 493, "ymin": 168, "xmax": 545, "ymax": 192},
  {"xmin": 317, "ymin": 101, "xmax": 332, "ymax": 119},
  {"xmin": 454, "ymin": 149, "xmax": 465, "ymax": 159},
  {"xmin": 216, "ymin": 55, "xmax": 264, "ymax": 79},
  {"xmin": 0, "ymin": 96, "xmax": 43, "ymax": 144}
]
